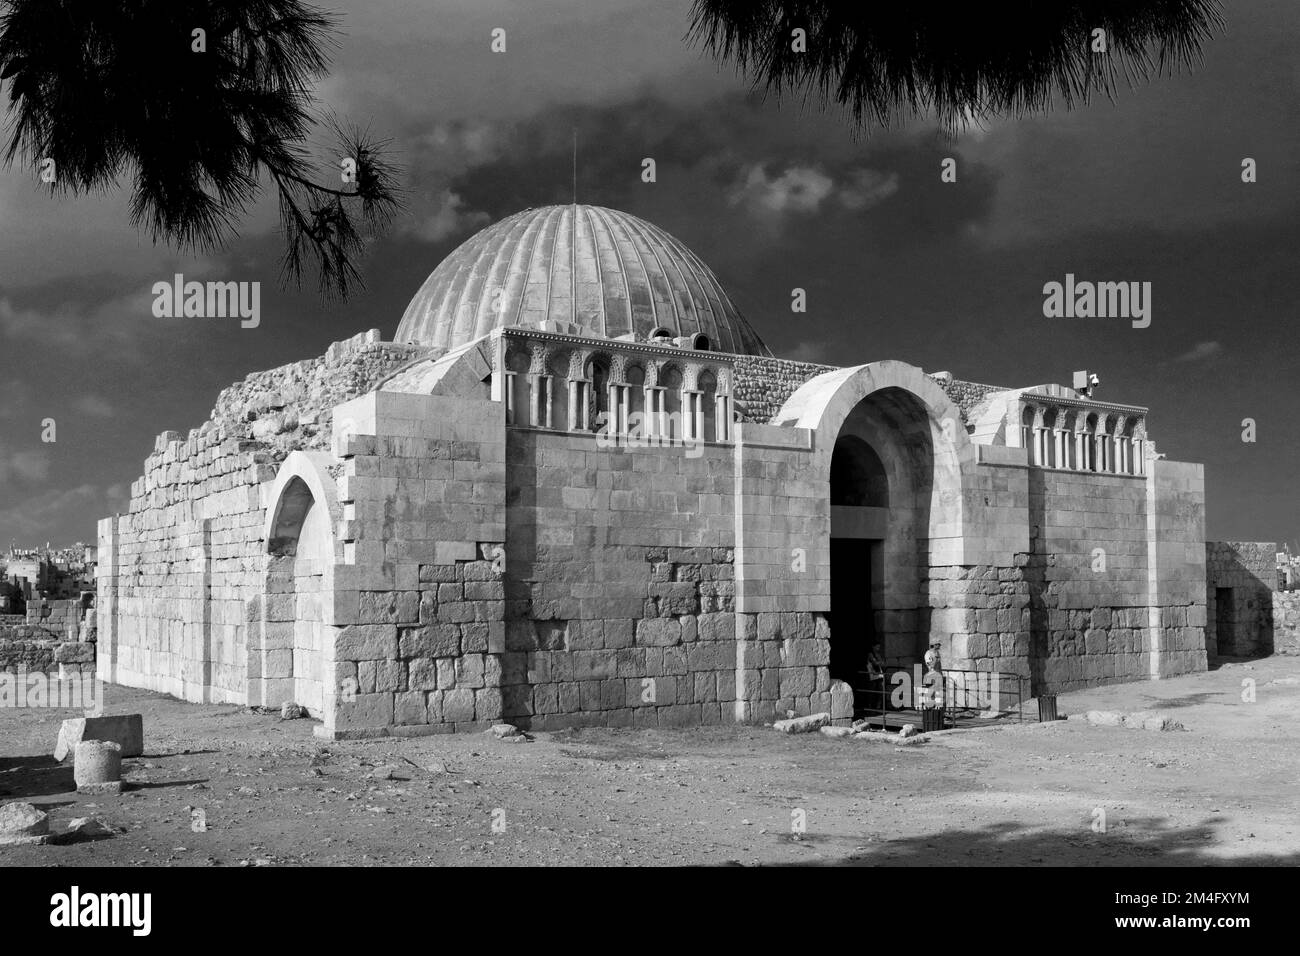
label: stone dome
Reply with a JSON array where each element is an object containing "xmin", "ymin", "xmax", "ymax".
[{"xmin": 395, "ymin": 204, "xmax": 771, "ymax": 356}]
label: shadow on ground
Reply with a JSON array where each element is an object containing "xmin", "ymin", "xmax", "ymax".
[
  {"xmin": 0, "ymin": 754, "xmax": 75, "ymax": 799},
  {"xmin": 1136, "ymin": 692, "xmax": 1226, "ymax": 709},
  {"xmin": 777, "ymin": 815, "xmax": 1297, "ymax": 867}
]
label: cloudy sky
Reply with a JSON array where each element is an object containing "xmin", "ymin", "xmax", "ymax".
[{"xmin": 1, "ymin": 0, "xmax": 1297, "ymax": 547}]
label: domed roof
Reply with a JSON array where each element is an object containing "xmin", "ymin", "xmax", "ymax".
[{"xmin": 395, "ymin": 204, "xmax": 771, "ymax": 356}]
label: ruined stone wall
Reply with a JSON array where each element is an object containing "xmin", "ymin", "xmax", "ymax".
[
  {"xmin": 0, "ymin": 624, "xmax": 95, "ymax": 677},
  {"xmin": 731, "ymin": 356, "xmax": 1008, "ymax": 429},
  {"xmin": 731, "ymin": 356, "xmax": 836, "ymax": 425},
  {"xmin": 933, "ymin": 378, "xmax": 1006, "ymax": 422},
  {"xmin": 1206, "ymin": 541, "xmax": 1278, "ymax": 657},
  {"xmin": 25, "ymin": 598, "xmax": 78, "ymax": 634},
  {"xmin": 98, "ymin": 331, "xmax": 421, "ymax": 706},
  {"xmin": 1272, "ymin": 591, "xmax": 1300, "ymax": 655}
]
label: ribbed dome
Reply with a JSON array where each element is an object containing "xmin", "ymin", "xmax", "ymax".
[{"xmin": 395, "ymin": 205, "xmax": 771, "ymax": 356}]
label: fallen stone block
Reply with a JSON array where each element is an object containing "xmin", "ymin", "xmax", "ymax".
[
  {"xmin": 63, "ymin": 817, "xmax": 115, "ymax": 840},
  {"xmin": 899, "ymin": 723, "xmax": 918, "ymax": 739},
  {"xmin": 818, "ymin": 725, "xmax": 854, "ymax": 739},
  {"xmin": 0, "ymin": 802, "xmax": 51, "ymax": 845},
  {"xmin": 1083, "ymin": 710, "xmax": 1124, "ymax": 727},
  {"xmin": 489, "ymin": 723, "xmax": 521, "ymax": 739},
  {"xmin": 55, "ymin": 715, "xmax": 143, "ymax": 762},
  {"xmin": 773, "ymin": 713, "xmax": 830, "ymax": 734},
  {"xmin": 280, "ymin": 702, "xmax": 306, "ymax": 720},
  {"xmin": 74, "ymin": 740, "xmax": 123, "ymax": 794}
]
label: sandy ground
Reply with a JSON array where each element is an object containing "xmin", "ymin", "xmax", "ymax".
[{"xmin": 2, "ymin": 656, "xmax": 1298, "ymax": 867}]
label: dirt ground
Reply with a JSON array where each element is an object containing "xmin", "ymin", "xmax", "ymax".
[{"xmin": 2, "ymin": 657, "xmax": 1298, "ymax": 867}]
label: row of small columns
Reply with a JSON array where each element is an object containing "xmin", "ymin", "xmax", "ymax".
[
  {"xmin": 505, "ymin": 372, "xmax": 734, "ymax": 442},
  {"xmin": 1020, "ymin": 406, "xmax": 1146, "ymax": 476}
]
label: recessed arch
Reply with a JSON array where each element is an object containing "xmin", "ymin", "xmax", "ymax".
[{"xmin": 255, "ymin": 452, "xmax": 340, "ymax": 719}]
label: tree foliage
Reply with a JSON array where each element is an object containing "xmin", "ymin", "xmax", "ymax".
[
  {"xmin": 0, "ymin": 0, "xmax": 401, "ymax": 300},
  {"xmin": 688, "ymin": 0, "xmax": 1225, "ymax": 135}
]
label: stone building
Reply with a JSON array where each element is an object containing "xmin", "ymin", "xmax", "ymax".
[
  {"xmin": 1205, "ymin": 541, "xmax": 1278, "ymax": 657},
  {"xmin": 98, "ymin": 204, "xmax": 1208, "ymax": 738}
]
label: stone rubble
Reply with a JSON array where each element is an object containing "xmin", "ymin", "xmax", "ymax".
[
  {"xmin": 1073, "ymin": 710, "xmax": 1186, "ymax": 731},
  {"xmin": 772, "ymin": 713, "xmax": 830, "ymax": 734}
]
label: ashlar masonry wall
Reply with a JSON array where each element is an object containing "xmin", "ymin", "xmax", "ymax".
[
  {"xmin": 499, "ymin": 429, "xmax": 748, "ymax": 730},
  {"xmin": 320, "ymin": 389, "xmax": 507, "ymax": 737}
]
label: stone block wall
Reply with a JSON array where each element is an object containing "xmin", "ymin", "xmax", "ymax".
[
  {"xmin": 1147, "ymin": 460, "xmax": 1209, "ymax": 678},
  {"xmin": 936, "ymin": 459, "xmax": 1206, "ymax": 697},
  {"xmin": 929, "ymin": 563, "xmax": 1032, "ymax": 679},
  {"xmin": 1024, "ymin": 468, "xmax": 1154, "ymax": 693},
  {"xmin": 0, "ymin": 625, "xmax": 96, "ymax": 677},
  {"xmin": 734, "ymin": 611, "xmax": 833, "ymax": 724},
  {"xmin": 1206, "ymin": 541, "xmax": 1278, "ymax": 657},
  {"xmin": 324, "ymin": 390, "xmax": 507, "ymax": 737},
  {"xmin": 99, "ymin": 331, "xmax": 419, "ymax": 706},
  {"xmin": 499, "ymin": 428, "xmax": 753, "ymax": 729},
  {"xmin": 25, "ymin": 598, "xmax": 93, "ymax": 641},
  {"xmin": 324, "ymin": 551, "xmax": 505, "ymax": 735},
  {"xmin": 1272, "ymin": 591, "xmax": 1300, "ymax": 655}
]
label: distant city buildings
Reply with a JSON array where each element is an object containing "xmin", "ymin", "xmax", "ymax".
[{"xmin": 0, "ymin": 543, "xmax": 97, "ymax": 614}]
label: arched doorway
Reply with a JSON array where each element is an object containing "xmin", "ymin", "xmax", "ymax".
[
  {"xmin": 828, "ymin": 388, "xmax": 938, "ymax": 710},
  {"xmin": 828, "ymin": 434, "xmax": 887, "ymax": 691},
  {"xmin": 265, "ymin": 474, "xmax": 332, "ymax": 717},
  {"xmin": 773, "ymin": 362, "xmax": 970, "ymax": 720}
]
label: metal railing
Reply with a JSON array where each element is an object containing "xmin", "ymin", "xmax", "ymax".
[{"xmin": 850, "ymin": 665, "xmax": 1027, "ymax": 730}]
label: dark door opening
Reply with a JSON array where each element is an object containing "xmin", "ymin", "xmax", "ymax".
[
  {"xmin": 829, "ymin": 538, "xmax": 877, "ymax": 711},
  {"xmin": 1215, "ymin": 587, "xmax": 1234, "ymax": 655}
]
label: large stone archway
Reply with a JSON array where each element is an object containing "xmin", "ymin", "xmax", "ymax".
[{"xmin": 774, "ymin": 361, "xmax": 976, "ymax": 695}]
